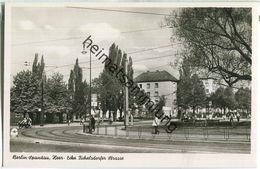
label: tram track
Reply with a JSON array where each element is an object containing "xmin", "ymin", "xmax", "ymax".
[{"xmin": 17, "ymin": 126, "xmax": 250, "ymax": 153}]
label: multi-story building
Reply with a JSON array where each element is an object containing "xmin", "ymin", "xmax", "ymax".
[{"xmin": 134, "ymin": 70, "xmax": 178, "ymax": 113}]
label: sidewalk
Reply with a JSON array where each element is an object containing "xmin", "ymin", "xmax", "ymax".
[
  {"xmin": 11, "ymin": 121, "xmax": 126, "ymax": 129},
  {"xmin": 11, "ymin": 122, "xmax": 80, "ymax": 129}
]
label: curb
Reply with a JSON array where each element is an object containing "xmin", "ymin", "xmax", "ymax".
[{"xmin": 77, "ymin": 130, "xmax": 251, "ymax": 145}]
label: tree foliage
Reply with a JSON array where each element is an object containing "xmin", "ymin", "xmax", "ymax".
[
  {"xmin": 166, "ymin": 8, "xmax": 251, "ymax": 86},
  {"xmin": 177, "ymin": 58, "xmax": 206, "ymax": 116},
  {"xmin": 11, "ymin": 70, "xmax": 40, "ymax": 116},
  {"xmin": 211, "ymin": 86, "xmax": 237, "ymax": 113},
  {"xmin": 94, "ymin": 43, "xmax": 134, "ymax": 120},
  {"xmin": 45, "ymin": 73, "xmax": 71, "ymax": 122},
  {"xmin": 235, "ymin": 87, "xmax": 251, "ymax": 112},
  {"xmin": 68, "ymin": 58, "xmax": 88, "ymax": 118},
  {"xmin": 32, "ymin": 53, "xmax": 45, "ymax": 80}
]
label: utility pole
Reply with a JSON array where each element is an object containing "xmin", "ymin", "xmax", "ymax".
[
  {"xmin": 24, "ymin": 60, "xmax": 44, "ymax": 126},
  {"xmin": 89, "ymin": 51, "xmax": 92, "ymax": 116},
  {"xmin": 124, "ymin": 59, "xmax": 129, "ymax": 128}
]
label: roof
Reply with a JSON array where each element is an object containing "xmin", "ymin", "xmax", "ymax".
[{"xmin": 134, "ymin": 70, "xmax": 178, "ymax": 83}]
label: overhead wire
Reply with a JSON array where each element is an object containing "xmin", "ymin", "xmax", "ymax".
[{"xmin": 12, "ymin": 27, "xmax": 169, "ymax": 46}]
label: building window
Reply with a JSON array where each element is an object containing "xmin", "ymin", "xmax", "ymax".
[
  {"xmin": 155, "ymin": 91, "xmax": 159, "ymax": 97},
  {"xmin": 139, "ymin": 84, "xmax": 142, "ymax": 88},
  {"xmin": 146, "ymin": 92, "xmax": 150, "ymax": 97},
  {"xmin": 155, "ymin": 83, "xmax": 159, "ymax": 88},
  {"xmin": 147, "ymin": 83, "xmax": 150, "ymax": 89}
]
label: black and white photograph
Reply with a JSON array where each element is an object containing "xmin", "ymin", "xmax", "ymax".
[{"xmin": 3, "ymin": 2, "xmax": 258, "ymax": 168}]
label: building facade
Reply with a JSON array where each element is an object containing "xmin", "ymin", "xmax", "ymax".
[{"xmin": 134, "ymin": 70, "xmax": 178, "ymax": 113}]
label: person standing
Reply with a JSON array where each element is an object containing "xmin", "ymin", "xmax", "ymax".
[
  {"xmin": 80, "ymin": 117, "xmax": 84, "ymax": 125},
  {"xmin": 152, "ymin": 116, "xmax": 160, "ymax": 134},
  {"xmin": 90, "ymin": 115, "xmax": 96, "ymax": 132},
  {"xmin": 67, "ymin": 118, "xmax": 71, "ymax": 126},
  {"xmin": 236, "ymin": 112, "xmax": 240, "ymax": 122},
  {"xmin": 230, "ymin": 113, "xmax": 234, "ymax": 126}
]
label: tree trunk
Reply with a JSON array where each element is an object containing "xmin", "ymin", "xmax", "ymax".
[
  {"xmin": 119, "ymin": 109, "xmax": 123, "ymax": 119},
  {"xmin": 108, "ymin": 110, "xmax": 111, "ymax": 118},
  {"xmin": 59, "ymin": 113, "xmax": 63, "ymax": 123},
  {"xmin": 113, "ymin": 111, "xmax": 116, "ymax": 121},
  {"xmin": 193, "ymin": 106, "xmax": 196, "ymax": 118}
]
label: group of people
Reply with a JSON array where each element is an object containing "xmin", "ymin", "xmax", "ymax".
[
  {"xmin": 229, "ymin": 112, "xmax": 241, "ymax": 126},
  {"xmin": 78, "ymin": 115, "xmax": 96, "ymax": 133}
]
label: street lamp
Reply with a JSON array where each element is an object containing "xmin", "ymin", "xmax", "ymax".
[
  {"xmin": 81, "ymin": 43, "xmax": 92, "ymax": 117},
  {"xmin": 38, "ymin": 108, "xmax": 43, "ymax": 126},
  {"xmin": 40, "ymin": 75, "xmax": 44, "ymax": 126}
]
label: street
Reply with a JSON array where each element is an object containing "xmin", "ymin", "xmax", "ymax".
[{"xmin": 10, "ymin": 124, "xmax": 250, "ymax": 153}]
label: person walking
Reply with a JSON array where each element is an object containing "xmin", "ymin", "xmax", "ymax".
[{"xmin": 152, "ymin": 116, "xmax": 160, "ymax": 134}]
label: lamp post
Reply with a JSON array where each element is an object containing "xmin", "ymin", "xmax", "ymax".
[
  {"xmin": 89, "ymin": 52, "xmax": 92, "ymax": 117},
  {"xmin": 38, "ymin": 108, "xmax": 42, "ymax": 126},
  {"xmin": 81, "ymin": 41, "xmax": 91, "ymax": 118},
  {"xmin": 40, "ymin": 76, "xmax": 44, "ymax": 126}
]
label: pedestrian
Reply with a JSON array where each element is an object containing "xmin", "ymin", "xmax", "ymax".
[
  {"xmin": 152, "ymin": 116, "xmax": 160, "ymax": 134},
  {"xmin": 236, "ymin": 112, "xmax": 240, "ymax": 122},
  {"xmin": 80, "ymin": 117, "xmax": 84, "ymax": 125},
  {"xmin": 109, "ymin": 114, "xmax": 113, "ymax": 125},
  {"xmin": 91, "ymin": 115, "xmax": 96, "ymax": 132},
  {"xmin": 230, "ymin": 113, "xmax": 234, "ymax": 126},
  {"xmin": 67, "ymin": 118, "xmax": 71, "ymax": 126}
]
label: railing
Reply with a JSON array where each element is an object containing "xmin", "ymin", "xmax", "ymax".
[{"xmin": 83, "ymin": 124, "xmax": 251, "ymax": 142}]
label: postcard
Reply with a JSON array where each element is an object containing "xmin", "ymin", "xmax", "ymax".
[{"xmin": 2, "ymin": 2, "xmax": 259, "ymax": 168}]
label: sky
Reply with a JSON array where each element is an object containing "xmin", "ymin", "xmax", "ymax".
[{"xmin": 10, "ymin": 6, "xmax": 182, "ymax": 83}]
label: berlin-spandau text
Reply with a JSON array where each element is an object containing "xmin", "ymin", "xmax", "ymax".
[{"xmin": 82, "ymin": 35, "xmax": 177, "ymax": 133}]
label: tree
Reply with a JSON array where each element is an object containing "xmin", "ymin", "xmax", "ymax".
[
  {"xmin": 189, "ymin": 74, "xmax": 207, "ymax": 116},
  {"xmin": 11, "ymin": 70, "xmax": 41, "ymax": 123},
  {"xmin": 223, "ymin": 87, "xmax": 236, "ymax": 111},
  {"xmin": 177, "ymin": 57, "xmax": 192, "ymax": 111},
  {"xmin": 177, "ymin": 73, "xmax": 206, "ymax": 118},
  {"xmin": 211, "ymin": 87, "xmax": 236, "ymax": 114},
  {"xmin": 97, "ymin": 43, "xmax": 134, "ymax": 120},
  {"xmin": 11, "ymin": 54, "xmax": 46, "ymax": 124},
  {"xmin": 166, "ymin": 8, "xmax": 251, "ymax": 86},
  {"xmin": 211, "ymin": 87, "xmax": 225, "ymax": 113},
  {"xmin": 176, "ymin": 56, "xmax": 206, "ymax": 118},
  {"xmin": 45, "ymin": 73, "xmax": 71, "ymax": 123},
  {"xmin": 32, "ymin": 53, "xmax": 45, "ymax": 80},
  {"xmin": 68, "ymin": 59, "xmax": 88, "ymax": 119},
  {"xmin": 235, "ymin": 87, "xmax": 251, "ymax": 114}
]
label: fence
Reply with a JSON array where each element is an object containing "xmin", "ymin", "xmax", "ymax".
[{"xmin": 83, "ymin": 124, "xmax": 251, "ymax": 142}]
